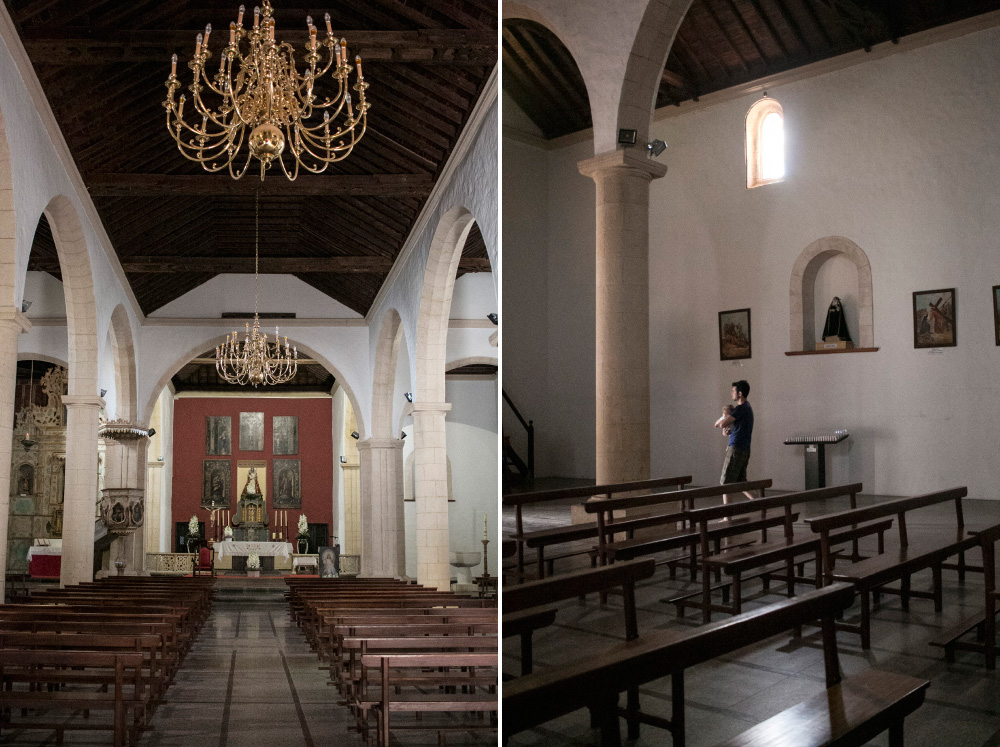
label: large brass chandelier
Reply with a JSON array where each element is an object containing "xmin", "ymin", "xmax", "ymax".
[
  {"xmin": 216, "ymin": 194, "xmax": 299, "ymax": 386},
  {"xmin": 163, "ymin": 0, "xmax": 370, "ymax": 180}
]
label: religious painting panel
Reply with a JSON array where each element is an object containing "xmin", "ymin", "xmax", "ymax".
[
  {"xmin": 205, "ymin": 416, "xmax": 232, "ymax": 455},
  {"xmin": 318, "ymin": 546, "xmax": 339, "ymax": 578},
  {"xmin": 718, "ymin": 308, "xmax": 752, "ymax": 360},
  {"xmin": 993, "ymin": 285, "xmax": 1000, "ymax": 346},
  {"xmin": 16, "ymin": 463, "xmax": 34, "ymax": 495},
  {"xmin": 273, "ymin": 458, "xmax": 301, "ymax": 508},
  {"xmin": 202, "ymin": 459, "xmax": 232, "ymax": 509},
  {"xmin": 912, "ymin": 288, "xmax": 956, "ymax": 348},
  {"xmin": 239, "ymin": 412, "xmax": 264, "ymax": 451},
  {"xmin": 273, "ymin": 416, "xmax": 298, "ymax": 455}
]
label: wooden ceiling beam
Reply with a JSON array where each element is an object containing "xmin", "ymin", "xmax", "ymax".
[
  {"xmin": 20, "ymin": 28, "xmax": 496, "ymax": 65},
  {"xmin": 85, "ymin": 173, "xmax": 433, "ymax": 197},
  {"xmin": 29, "ymin": 256, "xmax": 491, "ymax": 273}
]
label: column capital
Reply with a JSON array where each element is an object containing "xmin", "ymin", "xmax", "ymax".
[
  {"xmin": 0, "ymin": 306, "xmax": 31, "ymax": 333},
  {"xmin": 410, "ymin": 402, "xmax": 452, "ymax": 415},
  {"xmin": 63, "ymin": 395, "xmax": 106, "ymax": 410},
  {"xmin": 578, "ymin": 148, "xmax": 668, "ymax": 182},
  {"xmin": 357, "ymin": 438, "xmax": 405, "ymax": 451}
]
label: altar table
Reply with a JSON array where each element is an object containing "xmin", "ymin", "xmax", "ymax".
[
  {"xmin": 27, "ymin": 544, "xmax": 62, "ymax": 579},
  {"xmin": 213, "ymin": 540, "xmax": 293, "ymax": 559}
]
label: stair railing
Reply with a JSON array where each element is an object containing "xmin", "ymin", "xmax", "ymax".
[{"xmin": 502, "ymin": 389, "xmax": 534, "ymax": 479}]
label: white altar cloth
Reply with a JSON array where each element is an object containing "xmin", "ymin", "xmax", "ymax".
[
  {"xmin": 213, "ymin": 540, "xmax": 293, "ymax": 559},
  {"xmin": 27, "ymin": 545, "xmax": 63, "ymax": 560}
]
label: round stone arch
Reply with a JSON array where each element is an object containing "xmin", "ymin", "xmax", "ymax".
[
  {"xmin": 140, "ymin": 335, "xmax": 368, "ymax": 437},
  {"xmin": 371, "ymin": 308, "xmax": 406, "ymax": 440},
  {"xmin": 503, "ymin": 1, "xmax": 693, "ymax": 153},
  {"xmin": 415, "ymin": 207, "xmax": 479, "ymax": 403},
  {"xmin": 41, "ymin": 196, "xmax": 99, "ymax": 398},
  {"xmin": 106, "ymin": 304, "xmax": 137, "ymax": 421},
  {"xmin": 0, "ymin": 104, "xmax": 15, "ymax": 309},
  {"xmin": 17, "ymin": 352, "xmax": 68, "ymax": 368},
  {"xmin": 790, "ymin": 236, "xmax": 874, "ymax": 351}
]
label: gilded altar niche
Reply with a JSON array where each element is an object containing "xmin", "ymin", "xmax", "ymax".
[{"xmin": 6, "ymin": 366, "xmax": 69, "ymax": 573}]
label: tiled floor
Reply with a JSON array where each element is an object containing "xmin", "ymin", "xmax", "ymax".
[{"xmin": 504, "ymin": 495, "xmax": 1000, "ymax": 746}]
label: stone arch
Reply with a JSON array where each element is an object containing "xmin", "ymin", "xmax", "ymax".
[
  {"xmin": 106, "ymin": 305, "xmax": 137, "ymax": 421},
  {"xmin": 371, "ymin": 309, "xmax": 405, "ymax": 440},
  {"xmin": 42, "ymin": 196, "xmax": 98, "ymax": 398},
  {"xmin": 17, "ymin": 353, "xmax": 68, "ymax": 368},
  {"xmin": 415, "ymin": 207, "xmax": 477, "ymax": 403},
  {"xmin": 141, "ymin": 335, "xmax": 368, "ymax": 438},
  {"xmin": 0, "ymin": 105, "xmax": 14, "ymax": 308},
  {"xmin": 790, "ymin": 236, "xmax": 874, "ymax": 350},
  {"xmin": 445, "ymin": 356, "xmax": 498, "ymax": 372}
]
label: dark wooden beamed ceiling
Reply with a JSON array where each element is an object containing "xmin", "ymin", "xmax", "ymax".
[
  {"xmin": 171, "ymin": 349, "xmax": 336, "ymax": 393},
  {"xmin": 504, "ymin": 0, "xmax": 1000, "ymax": 140},
  {"xmin": 8, "ymin": 0, "xmax": 497, "ymax": 315}
]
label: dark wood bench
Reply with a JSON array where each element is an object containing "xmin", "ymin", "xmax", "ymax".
[
  {"xmin": 0, "ymin": 650, "xmax": 147, "ymax": 747},
  {"xmin": 503, "ymin": 475, "xmax": 693, "ymax": 580},
  {"xmin": 806, "ymin": 486, "xmax": 988, "ymax": 649},
  {"xmin": 359, "ymin": 653, "xmax": 497, "ymax": 747},
  {"xmin": 685, "ymin": 484, "xmax": 893, "ymax": 623},
  {"xmin": 503, "ymin": 583, "xmax": 929, "ymax": 747}
]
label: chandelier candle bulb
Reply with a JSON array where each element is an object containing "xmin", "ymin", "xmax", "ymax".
[
  {"xmin": 204, "ymin": 23, "xmax": 212, "ymax": 45},
  {"xmin": 230, "ymin": 23, "xmax": 236, "ymax": 44},
  {"xmin": 355, "ymin": 56, "xmax": 362, "ymax": 79},
  {"xmin": 325, "ymin": 13, "xmax": 332, "ymax": 35},
  {"xmin": 171, "ymin": 53, "xmax": 177, "ymax": 76},
  {"xmin": 254, "ymin": 6, "xmax": 260, "ymax": 28},
  {"xmin": 195, "ymin": 33, "xmax": 202, "ymax": 56},
  {"xmin": 237, "ymin": 5, "xmax": 244, "ymax": 26}
]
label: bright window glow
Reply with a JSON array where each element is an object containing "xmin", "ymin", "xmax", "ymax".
[{"xmin": 761, "ymin": 112, "xmax": 784, "ymax": 180}]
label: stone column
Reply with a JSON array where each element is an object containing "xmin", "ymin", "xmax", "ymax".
[
  {"xmin": 579, "ymin": 150, "xmax": 667, "ymax": 485},
  {"xmin": 357, "ymin": 438, "xmax": 405, "ymax": 578},
  {"xmin": 61, "ymin": 394, "xmax": 104, "ymax": 587},
  {"xmin": 0, "ymin": 309, "xmax": 30, "ymax": 602},
  {"xmin": 412, "ymin": 402, "xmax": 452, "ymax": 591}
]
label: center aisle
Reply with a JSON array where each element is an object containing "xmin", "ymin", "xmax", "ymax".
[{"xmin": 139, "ymin": 590, "xmax": 361, "ymax": 747}]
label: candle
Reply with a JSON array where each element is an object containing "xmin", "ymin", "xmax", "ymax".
[
  {"xmin": 237, "ymin": 5, "xmax": 245, "ymax": 27},
  {"xmin": 483, "ymin": 515, "xmax": 488, "ymax": 540},
  {"xmin": 230, "ymin": 22, "xmax": 236, "ymax": 44},
  {"xmin": 355, "ymin": 55, "xmax": 362, "ymax": 80},
  {"xmin": 204, "ymin": 23, "xmax": 212, "ymax": 46},
  {"xmin": 170, "ymin": 53, "xmax": 177, "ymax": 76},
  {"xmin": 324, "ymin": 13, "xmax": 332, "ymax": 36},
  {"xmin": 195, "ymin": 32, "xmax": 202, "ymax": 57},
  {"xmin": 253, "ymin": 6, "xmax": 260, "ymax": 29}
]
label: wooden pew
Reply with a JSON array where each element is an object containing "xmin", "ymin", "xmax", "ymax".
[
  {"xmin": 684, "ymin": 484, "xmax": 892, "ymax": 623},
  {"xmin": 503, "ymin": 584, "xmax": 929, "ymax": 747},
  {"xmin": 503, "ymin": 475, "xmax": 693, "ymax": 580},
  {"xmin": 359, "ymin": 653, "xmax": 497, "ymax": 747},
  {"xmin": 503, "ymin": 558, "xmax": 655, "ymax": 718},
  {"xmin": 806, "ymin": 486, "xmax": 992, "ymax": 648},
  {"xmin": 0, "ymin": 650, "xmax": 147, "ymax": 747}
]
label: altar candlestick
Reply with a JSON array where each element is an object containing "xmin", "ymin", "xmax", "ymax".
[{"xmin": 483, "ymin": 515, "xmax": 488, "ymax": 540}]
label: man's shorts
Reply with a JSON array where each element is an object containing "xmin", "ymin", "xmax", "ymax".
[{"xmin": 720, "ymin": 446, "xmax": 750, "ymax": 485}]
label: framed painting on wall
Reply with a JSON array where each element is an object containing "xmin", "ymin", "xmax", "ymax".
[
  {"xmin": 272, "ymin": 458, "xmax": 301, "ymax": 508},
  {"xmin": 913, "ymin": 288, "xmax": 956, "ymax": 348},
  {"xmin": 205, "ymin": 416, "xmax": 231, "ymax": 455},
  {"xmin": 993, "ymin": 285, "xmax": 1000, "ymax": 346},
  {"xmin": 202, "ymin": 460, "xmax": 231, "ymax": 508},
  {"xmin": 239, "ymin": 412, "xmax": 264, "ymax": 451},
  {"xmin": 273, "ymin": 416, "xmax": 298, "ymax": 455},
  {"xmin": 718, "ymin": 308, "xmax": 752, "ymax": 360}
]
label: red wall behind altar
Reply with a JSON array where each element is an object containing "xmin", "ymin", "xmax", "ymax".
[{"xmin": 171, "ymin": 397, "xmax": 333, "ymax": 536}]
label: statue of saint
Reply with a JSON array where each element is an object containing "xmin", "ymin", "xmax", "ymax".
[
  {"xmin": 240, "ymin": 467, "xmax": 262, "ymax": 497},
  {"xmin": 822, "ymin": 297, "xmax": 852, "ymax": 343}
]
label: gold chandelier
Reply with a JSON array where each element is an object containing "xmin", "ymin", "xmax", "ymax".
[
  {"xmin": 163, "ymin": 0, "xmax": 370, "ymax": 180},
  {"xmin": 216, "ymin": 194, "xmax": 298, "ymax": 386}
]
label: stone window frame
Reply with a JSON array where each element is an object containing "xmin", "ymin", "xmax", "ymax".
[
  {"xmin": 746, "ymin": 97, "xmax": 784, "ymax": 189},
  {"xmin": 789, "ymin": 236, "xmax": 875, "ymax": 351}
]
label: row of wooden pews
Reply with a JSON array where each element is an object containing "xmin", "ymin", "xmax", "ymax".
[
  {"xmin": 0, "ymin": 576, "xmax": 214, "ymax": 747},
  {"xmin": 503, "ymin": 476, "xmax": 1000, "ymax": 744},
  {"xmin": 286, "ymin": 576, "xmax": 498, "ymax": 747}
]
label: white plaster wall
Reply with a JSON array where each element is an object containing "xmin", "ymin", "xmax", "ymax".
[
  {"xmin": 506, "ymin": 26, "xmax": 1000, "ymax": 498},
  {"xmin": 367, "ymin": 88, "xmax": 498, "ymax": 413},
  {"xmin": 445, "ymin": 327, "xmax": 497, "ymax": 369},
  {"xmin": 331, "ymin": 386, "xmax": 346, "ymax": 541},
  {"xmin": 99, "ymin": 328, "xmax": 117, "ymax": 419},
  {"xmin": 392, "ymin": 332, "xmax": 412, "ymax": 437},
  {"xmin": 23, "ymin": 271, "xmax": 65, "ymax": 317},
  {"xmin": 446, "ymin": 378, "xmax": 498, "ymax": 433},
  {"xmin": 17, "ymin": 325, "xmax": 68, "ymax": 367},
  {"xmin": 446, "ymin": 421, "xmax": 499, "ymax": 570},
  {"xmin": 0, "ymin": 13, "xmax": 142, "ymax": 396},
  {"xmin": 136, "ymin": 323, "xmax": 372, "ymax": 437},
  {"xmin": 503, "ymin": 134, "xmax": 596, "ymax": 478},
  {"xmin": 149, "ymin": 274, "xmax": 362, "ymax": 319},
  {"xmin": 450, "ymin": 274, "xmax": 497, "ymax": 320}
]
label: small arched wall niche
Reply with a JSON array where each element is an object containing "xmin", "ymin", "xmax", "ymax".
[{"xmin": 790, "ymin": 236, "xmax": 875, "ymax": 352}]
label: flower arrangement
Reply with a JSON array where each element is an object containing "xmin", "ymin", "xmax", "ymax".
[
  {"xmin": 297, "ymin": 513, "xmax": 308, "ymax": 538},
  {"xmin": 247, "ymin": 553, "xmax": 261, "ymax": 571},
  {"xmin": 223, "ymin": 524, "xmax": 233, "ymax": 540},
  {"xmin": 188, "ymin": 515, "xmax": 199, "ymax": 538}
]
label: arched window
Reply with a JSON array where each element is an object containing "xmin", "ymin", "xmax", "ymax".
[{"xmin": 746, "ymin": 97, "xmax": 784, "ymax": 188}]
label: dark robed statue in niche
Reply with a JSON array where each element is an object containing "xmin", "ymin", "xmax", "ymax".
[{"xmin": 822, "ymin": 297, "xmax": 853, "ymax": 343}]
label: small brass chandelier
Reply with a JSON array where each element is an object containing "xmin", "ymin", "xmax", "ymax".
[
  {"xmin": 163, "ymin": 0, "xmax": 370, "ymax": 181},
  {"xmin": 216, "ymin": 194, "xmax": 298, "ymax": 386}
]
